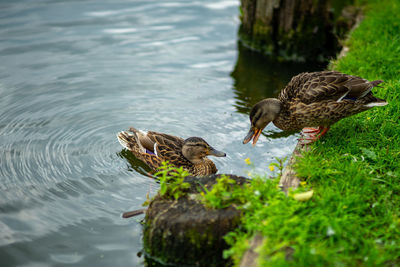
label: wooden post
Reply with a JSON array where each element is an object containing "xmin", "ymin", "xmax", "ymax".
[{"xmin": 239, "ymin": 0, "xmax": 356, "ymax": 61}]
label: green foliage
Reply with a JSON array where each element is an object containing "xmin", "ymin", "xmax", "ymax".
[
  {"xmin": 223, "ymin": 176, "xmax": 317, "ymax": 265},
  {"xmin": 199, "ymin": 175, "xmax": 246, "ymax": 209},
  {"xmin": 269, "ymin": 156, "xmax": 287, "ymax": 176},
  {"xmin": 226, "ymin": 1, "xmax": 400, "ymax": 265},
  {"xmin": 154, "ymin": 161, "xmax": 190, "ymax": 201}
]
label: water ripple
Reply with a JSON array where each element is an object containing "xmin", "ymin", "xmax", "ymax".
[{"xmin": 0, "ymin": 1, "xmax": 317, "ymax": 266}]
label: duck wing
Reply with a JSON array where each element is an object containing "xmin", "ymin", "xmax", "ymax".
[
  {"xmin": 142, "ymin": 131, "xmax": 189, "ymax": 167},
  {"xmin": 149, "ymin": 132, "xmax": 188, "ymax": 166},
  {"xmin": 120, "ymin": 128, "xmax": 187, "ymax": 170},
  {"xmin": 128, "ymin": 128, "xmax": 184, "ymax": 152},
  {"xmin": 293, "ymin": 71, "xmax": 383, "ymax": 104},
  {"xmin": 146, "ymin": 131, "xmax": 184, "ymax": 147}
]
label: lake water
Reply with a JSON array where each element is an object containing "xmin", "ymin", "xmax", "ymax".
[{"xmin": 0, "ymin": 1, "xmax": 322, "ymax": 266}]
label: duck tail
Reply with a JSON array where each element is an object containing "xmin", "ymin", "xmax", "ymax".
[
  {"xmin": 117, "ymin": 131, "xmax": 137, "ymax": 150},
  {"xmin": 357, "ymin": 80, "xmax": 384, "ymax": 98},
  {"xmin": 128, "ymin": 127, "xmax": 140, "ymax": 134},
  {"xmin": 370, "ymin": 80, "xmax": 384, "ymax": 87},
  {"xmin": 364, "ymin": 99, "xmax": 388, "ymax": 107},
  {"xmin": 363, "ymin": 93, "xmax": 388, "ymax": 107},
  {"xmin": 118, "ymin": 129, "xmax": 149, "ymax": 153},
  {"xmin": 363, "ymin": 80, "xmax": 387, "ymax": 107}
]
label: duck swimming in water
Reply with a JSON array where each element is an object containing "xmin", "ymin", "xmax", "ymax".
[
  {"xmin": 243, "ymin": 71, "xmax": 387, "ymax": 145},
  {"xmin": 118, "ymin": 127, "xmax": 226, "ymax": 176}
]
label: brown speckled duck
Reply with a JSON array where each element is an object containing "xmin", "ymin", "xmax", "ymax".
[
  {"xmin": 243, "ymin": 71, "xmax": 388, "ymax": 145},
  {"xmin": 117, "ymin": 127, "xmax": 226, "ymax": 176}
]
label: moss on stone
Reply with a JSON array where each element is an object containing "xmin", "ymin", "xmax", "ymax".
[{"xmin": 143, "ymin": 175, "xmax": 248, "ymax": 266}]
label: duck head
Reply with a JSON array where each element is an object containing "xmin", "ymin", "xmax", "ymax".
[
  {"xmin": 243, "ymin": 98, "xmax": 281, "ymax": 146},
  {"xmin": 182, "ymin": 137, "xmax": 226, "ymax": 164}
]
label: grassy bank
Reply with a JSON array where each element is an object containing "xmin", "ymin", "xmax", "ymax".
[{"xmin": 225, "ymin": 1, "xmax": 400, "ymax": 265}]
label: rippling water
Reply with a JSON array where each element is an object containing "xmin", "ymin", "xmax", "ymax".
[{"xmin": 0, "ymin": 1, "xmax": 322, "ymax": 266}]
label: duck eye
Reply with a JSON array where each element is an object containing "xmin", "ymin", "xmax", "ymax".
[
  {"xmin": 197, "ymin": 144, "xmax": 207, "ymax": 149},
  {"xmin": 252, "ymin": 112, "xmax": 262, "ymax": 125}
]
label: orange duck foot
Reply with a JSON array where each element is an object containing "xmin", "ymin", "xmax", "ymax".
[{"xmin": 299, "ymin": 126, "xmax": 330, "ymax": 145}]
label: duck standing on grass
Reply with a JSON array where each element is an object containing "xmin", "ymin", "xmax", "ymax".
[
  {"xmin": 243, "ymin": 71, "xmax": 388, "ymax": 145},
  {"xmin": 117, "ymin": 127, "xmax": 226, "ymax": 176}
]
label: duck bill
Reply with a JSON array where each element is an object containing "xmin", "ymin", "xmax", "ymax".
[
  {"xmin": 208, "ymin": 147, "xmax": 226, "ymax": 157},
  {"xmin": 243, "ymin": 127, "xmax": 263, "ymax": 146},
  {"xmin": 252, "ymin": 128, "xmax": 263, "ymax": 146},
  {"xmin": 243, "ymin": 128, "xmax": 255, "ymax": 144}
]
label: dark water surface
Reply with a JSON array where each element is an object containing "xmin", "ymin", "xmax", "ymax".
[{"xmin": 0, "ymin": 1, "xmax": 322, "ymax": 266}]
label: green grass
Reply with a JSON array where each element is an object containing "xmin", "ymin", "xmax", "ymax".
[
  {"xmin": 147, "ymin": 161, "xmax": 190, "ymax": 203},
  {"xmin": 224, "ymin": 1, "xmax": 400, "ymax": 265}
]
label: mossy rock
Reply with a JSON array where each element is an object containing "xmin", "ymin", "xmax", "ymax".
[{"xmin": 143, "ymin": 174, "xmax": 248, "ymax": 267}]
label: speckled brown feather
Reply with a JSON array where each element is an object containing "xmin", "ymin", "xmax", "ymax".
[
  {"xmin": 118, "ymin": 129, "xmax": 218, "ymax": 176},
  {"xmin": 273, "ymin": 71, "xmax": 386, "ymax": 131}
]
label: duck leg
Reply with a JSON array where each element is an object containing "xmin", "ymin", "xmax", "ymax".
[
  {"xmin": 299, "ymin": 126, "xmax": 330, "ymax": 145},
  {"xmin": 301, "ymin": 127, "xmax": 321, "ymax": 134},
  {"xmin": 318, "ymin": 126, "xmax": 330, "ymax": 137}
]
